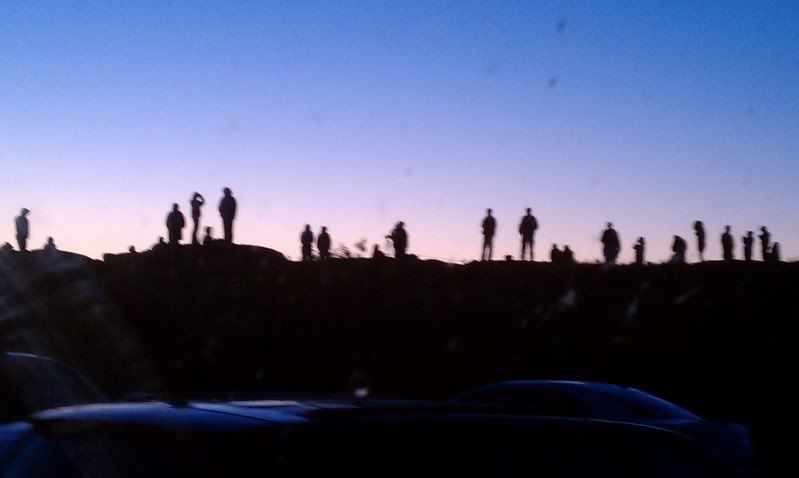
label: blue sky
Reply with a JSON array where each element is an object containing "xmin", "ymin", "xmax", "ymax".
[{"xmin": 1, "ymin": 1, "xmax": 797, "ymax": 261}]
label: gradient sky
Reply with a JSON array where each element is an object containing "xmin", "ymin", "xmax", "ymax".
[{"xmin": 2, "ymin": 1, "xmax": 797, "ymax": 262}]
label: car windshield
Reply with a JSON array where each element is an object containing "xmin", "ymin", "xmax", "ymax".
[{"xmin": 601, "ymin": 388, "xmax": 699, "ymax": 420}]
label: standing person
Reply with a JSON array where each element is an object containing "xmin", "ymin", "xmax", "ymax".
[
  {"xmin": 600, "ymin": 222, "xmax": 621, "ymax": 264},
  {"xmin": 386, "ymin": 222, "xmax": 408, "ymax": 258},
  {"xmin": 218, "ymin": 187, "xmax": 238, "ymax": 244},
  {"xmin": 721, "ymin": 226, "xmax": 734, "ymax": 261},
  {"xmin": 742, "ymin": 231, "xmax": 754, "ymax": 262},
  {"xmin": 203, "ymin": 227, "xmax": 214, "ymax": 246},
  {"xmin": 300, "ymin": 225, "xmax": 314, "ymax": 261},
  {"xmin": 633, "ymin": 237, "xmax": 646, "ymax": 265},
  {"xmin": 190, "ymin": 192, "xmax": 205, "ymax": 245},
  {"xmin": 14, "ymin": 208, "xmax": 30, "ymax": 252},
  {"xmin": 317, "ymin": 226, "xmax": 331, "ymax": 259},
  {"xmin": 518, "ymin": 208, "xmax": 538, "ymax": 261},
  {"xmin": 549, "ymin": 244, "xmax": 561, "ymax": 264},
  {"xmin": 758, "ymin": 227, "xmax": 771, "ymax": 261},
  {"xmin": 562, "ymin": 246, "xmax": 575, "ymax": 264},
  {"xmin": 481, "ymin": 209, "xmax": 497, "ymax": 261},
  {"xmin": 693, "ymin": 221, "xmax": 706, "ymax": 262},
  {"xmin": 671, "ymin": 235, "xmax": 687, "ymax": 264},
  {"xmin": 770, "ymin": 243, "xmax": 781, "ymax": 262},
  {"xmin": 166, "ymin": 204, "xmax": 185, "ymax": 245}
]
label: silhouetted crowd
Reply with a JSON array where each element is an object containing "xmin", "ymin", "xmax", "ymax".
[{"xmin": 2, "ymin": 194, "xmax": 788, "ymax": 265}]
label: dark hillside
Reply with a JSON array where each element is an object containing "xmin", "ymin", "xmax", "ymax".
[{"xmin": 1, "ymin": 246, "xmax": 796, "ymax": 472}]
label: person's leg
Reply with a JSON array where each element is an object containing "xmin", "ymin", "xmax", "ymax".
[
  {"xmin": 224, "ymin": 219, "xmax": 233, "ymax": 243},
  {"xmin": 488, "ymin": 238, "xmax": 493, "ymax": 261},
  {"xmin": 192, "ymin": 218, "xmax": 199, "ymax": 245},
  {"xmin": 530, "ymin": 239, "xmax": 534, "ymax": 261}
]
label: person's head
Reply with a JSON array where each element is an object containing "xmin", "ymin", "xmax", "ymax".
[
  {"xmin": 725, "ymin": 225, "xmax": 731, "ymax": 233},
  {"xmin": 321, "ymin": 226, "xmax": 327, "ymax": 233},
  {"xmin": 47, "ymin": 237, "xmax": 54, "ymax": 244},
  {"xmin": 397, "ymin": 221, "xmax": 405, "ymax": 228},
  {"xmin": 564, "ymin": 245, "xmax": 572, "ymax": 251},
  {"xmin": 638, "ymin": 237, "xmax": 644, "ymax": 243},
  {"xmin": 694, "ymin": 220, "xmax": 703, "ymax": 229},
  {"xmin": 158, "ymin": 236, "xmax": 165, "ymax": 243},
  {"xmin": 304, "ymin": 224, "xmax": 311, "ymax": 231},
  {"xmin": 487, "ymin": 208, "xmax": 492, "ymax": 216},
  {"xmin": 223, "ymin": 187, "xmax": 232, "ymax": 196},
  {"xmin": 205, "ymin": 226, "xmax": 212, "ymax": 234},
  {"xmin": 172, "ymin": 203, "xmax": 179, "ymax": 211},
  {"xmin": 526, "ymin": 208, "xmax": 532, "ymax": 215},
  {"xmin": 129, "ymin": 245, "xmax": 136, "ymax": 253},
  {"xmin": 551, "ymin": 243, "xmax": 557, "ymax": 249},
  {"xmin": 761, "ymin": 226, "xmax": 767, "ymax": 232},
  {"xmin": 20, "ymin": 208, "xmax": 30, "ymax": 217},
  {"xmin": 747, "ymin": 231, "xmax": 753, "ymax": 237},
  {"xmin": 607, "ymin": 222, "xmax": 613, "ymax": 229}
]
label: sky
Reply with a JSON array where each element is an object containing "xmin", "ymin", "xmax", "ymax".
[{"xmin": 1, "ymin": 0, "xmax": 797, "ymax": 262}]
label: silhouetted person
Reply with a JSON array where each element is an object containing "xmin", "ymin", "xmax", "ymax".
[
  {"xmin": 43, "ymin": 237, "xmax": 56, "ymax": 253},
  {"xmin": 694, "ymin": 221, "xmax": 706, "ymax": 262},
  {"xmin": 518, "ymin": 208, "xmax": 538, "ymax": 261},
  {"xmin": 742, "ymin": 231, "xmax": 754, "ymax": 262},
  {"xmin": 128, "ymin": 245, "xmax": 137, "ymax": 254},
  {"xmin": 153, "ymin": 237, "xmax": 167, "ymax": 251},
  {"xmin": 0, "ymin": 242, "xmax": 13, "ymax": 254},
  {"xmin": 550, "ymin": 244, "xmax": 561, "ymax": 264},
  {"xmin": 317, "ymin": 226, "xmax": 331, "ymax": 259},
  {"xmin": 759, "ymin": 227, "xmax": 771, "ymax": 261},
  {"xmin": 671, "ymin": 235, "xmax": 687, "ymax": 264},
  {"xmin": 300, "ymin": 225, "xmax": 314, "ymax": 261},
  {"xmin": 372, "ymin": 245, "xmax": 386, "ymax": 259},
  {"xmin": 721, "ymin": 226, "xmax": 734, "ymax": 261},
  {"xmin": 219, "ymin": 187, "xmax": 237, "ymax": 244},
  {"xmin": 633, "ymin": 237, "xmax": 645, "ymax": 265},
  {"xmin": 386, "ymin": 222, "xmax": 408, "ymax": 258},
  {"xmin": 190, "ymin": 192, "xmax": 205, "ymax": 245},
  {"xmin": 15, "ymin": 208, "xmax": 30, "ymax": 252},
  {"xmin": 770, "ymin": 242, "xmax": 781, "ymax": 262},
  {"xmin": 481, "ymin": 209, "xmax": 496, "ymax": 261},
  {"xmin": 601, "ymin": 222, "xmax": 620, "ymax": 264},
  {"xmin": 562, "ymin": 245, "xmax": 575, "ymax": 264},
  {"xmin": 166, "ymin": 203, "xmax": 185, "ymax": 245},
  {"xmin": 203, "ymin": 226, "xmax": 213, "ymax": 246}
]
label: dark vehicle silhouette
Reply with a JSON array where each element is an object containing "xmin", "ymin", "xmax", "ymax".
[
  {"xmin": 0, "ymin": 352, "xmax": 104, "ymax": 423},
  {"xmin": 0, "ymin": 396, "xmax": 735, "ymax": 477},
  {"xmin": 453, "ymin": 380, "xmax": 758, "ymax": 477}
]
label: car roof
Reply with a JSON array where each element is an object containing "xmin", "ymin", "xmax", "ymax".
[{"xmin": 30, "ymin": 397, "xmax": 694, "ymax": 433}]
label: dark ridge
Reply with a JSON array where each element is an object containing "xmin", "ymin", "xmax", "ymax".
[{"xmin": 0, "ymin": 249, "xmax": 797, "ymax": 471}]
